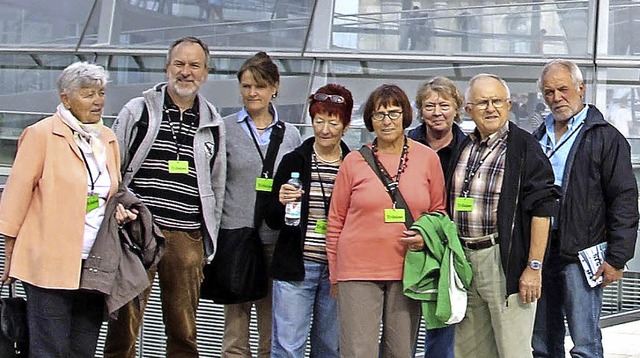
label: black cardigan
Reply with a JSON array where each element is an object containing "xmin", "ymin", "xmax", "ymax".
[
  {"xmin": 265, "ymin": 137, "xmax": 351, "ymax": 281},
  {"xmin": 449, "ymin": 122, "xmax": 560, "ymax": 295}
]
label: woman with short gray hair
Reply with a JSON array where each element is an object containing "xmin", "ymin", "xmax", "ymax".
[{"xmin": 0, "ymin": 61, "xmax": 135, "ymax": 356}]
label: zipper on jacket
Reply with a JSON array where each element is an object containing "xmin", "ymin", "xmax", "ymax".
[{"xmin": 505, "ymin": 155, "xmax": 524, "ymax": 305}]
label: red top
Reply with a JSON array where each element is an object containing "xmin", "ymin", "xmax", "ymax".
[{"xmin": 327, "ymin": 140, "xmax": 446, "ymax": 284}]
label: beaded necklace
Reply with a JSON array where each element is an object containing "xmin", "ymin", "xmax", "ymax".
[{"xmin": 372, "ymin": 135, "xmax": 409, "ymax": 202}]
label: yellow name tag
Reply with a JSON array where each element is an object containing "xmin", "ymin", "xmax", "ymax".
[
  {"xmin": 168, "ymin": 160, "xmax": 189, "ymax": 174},
  {"xmin": 86, "ymin": 194, "xmax": 99, "ymax": 213},
  {"xmin": 314, "ymin": 219, "xmax": 327, "ymax": 234},
  {"xmin": 255, "ymin": 178, "xmax": 274, "ymax": 192},
  {"xmin": 455, "ymin": 197, "xmax": 474, "ymax": 212},
  {"xmin": 384, "ymin": 209, "xmax": 405, "ymax": 223}
]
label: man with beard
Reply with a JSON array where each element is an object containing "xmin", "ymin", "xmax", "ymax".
[
  {"xmin": 532, "ymin": 59, "xmax": 638, "ymax": 358},
  {"xmin": 104, "ymin": 36, "xmax": 226, "ymax": 357}
]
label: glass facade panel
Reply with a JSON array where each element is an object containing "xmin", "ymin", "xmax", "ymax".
[
  {"xmin": 103, "ymin": 0, "xmax": 314, "ymax": 50},
  {"xmin": 607, "ymin": 0, "xmax": 640, "ymax": 56},
  {"xmin": 0, "ymin": 0, "xmax": 94, "ymax": 47},
  {"xmin": 328, "ymin": 0, "xmax": 591, "ymax": 56}
]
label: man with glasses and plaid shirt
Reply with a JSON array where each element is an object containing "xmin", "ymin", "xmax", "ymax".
[{"xmin": 450, "ymin": 74, "xmax": 559, "ymax": 357}]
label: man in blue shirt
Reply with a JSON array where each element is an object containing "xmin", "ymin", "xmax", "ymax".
[{"xmin": 532, "ymin": 59, "xmax": 639, "ymax": 358}]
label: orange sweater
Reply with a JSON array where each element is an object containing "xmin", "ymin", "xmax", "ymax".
[
  {"xmin": 327, "ymin": 141, "xmax": 446, "ymax": 284},
  {"xmin": 0, "ymin": 115, "xmax": 120, "ymax": 289}
]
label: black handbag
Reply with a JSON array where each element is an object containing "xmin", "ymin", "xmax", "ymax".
[
  {"xmin": 0, "ymin": 283, "xmax": 28, "ymax": 358},
  {"xmin": 201, "ymin": 227, "xmax": 268, "ymax": 304},
  {"xmin": 201, "ymin": 121, "xmax": 286, "ymax": 304}
]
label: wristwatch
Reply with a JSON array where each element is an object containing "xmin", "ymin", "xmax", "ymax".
[{"xmin": 528, "ymin": 260, "xmax": 543, "ymax": 270}]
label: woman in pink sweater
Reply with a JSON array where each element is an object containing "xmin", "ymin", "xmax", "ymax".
[{"xmin": 326, "ymin": 84, "xmax": 446, "ymax": 357}]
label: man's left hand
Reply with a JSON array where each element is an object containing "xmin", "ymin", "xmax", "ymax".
[
  {"xmin": 594, "ymin": 262, "xmax": 623, "ymax": 287},
  {"xmin": 519, "ymin": 268, "xmax": 542, "ymax": 304}
]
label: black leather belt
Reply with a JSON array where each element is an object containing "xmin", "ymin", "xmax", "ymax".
[{"xmin": 460, "ymin": 233, "xmax": 498, "ymax": 250}]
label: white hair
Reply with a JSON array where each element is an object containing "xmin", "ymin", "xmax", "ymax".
[
  {"xmin": 56, "ymin": 62, "xmax": 109, "ymax": 95},
  {"xmin": 538, "ymin": 59, "xmax": 584, "ymax": 92},
  {"xmin": 465, "ymin": 73, "xmax": 511, "ymax": 102}
]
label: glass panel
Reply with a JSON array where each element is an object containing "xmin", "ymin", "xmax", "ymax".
[
  {"xmin": 99, "ymin": 0, "xmax": 314, "ymax": 50},
  {"xmin": 595, "ymin": 67, "xmax": 640, "ymax": 140},
  {"xmin": 327, "ymin": 0, "xmax": 592, "ymax": 57},
  {"xmin": 607, "ymin": 0, "xmax": 640, "ymax": 56},
  {"xmin": 0, "ymin": 0, "xmax": 93, "ymax": 47}
]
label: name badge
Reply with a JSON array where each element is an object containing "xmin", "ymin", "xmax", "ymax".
[
  {"xmin": 168, "ymin": 160, "xmax": 189, "ymax": 174},
  {"xmin": 255, "ymin": 178, "xmax": 274, "ymax": 192},
  {"xmin": 314, "ymin": 219, "xmax": 327, "ymax": 234},
  {"xmin": 454, "ymin": 197, "xmax": 474, "ymax": 212},
  {"xmin": 86, "ymin": 194, "xmax": 100, "ymax": 213},
  {"xmin": 384, "ymin": 208, "xmax": 405, "ymax": 223}
]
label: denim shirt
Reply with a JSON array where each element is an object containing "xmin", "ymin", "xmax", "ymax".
[
  {"xmin": 236, "ymin": 104, "xmax": 279, "ymax": 146},
  {"xmin": 539, "ymin": 105, "xmax": 588, "ymax": 186}
]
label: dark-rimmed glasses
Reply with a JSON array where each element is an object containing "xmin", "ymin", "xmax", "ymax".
[{"xmin": 372, "ymin": 111, "xmax": 403, "ymax": 121}]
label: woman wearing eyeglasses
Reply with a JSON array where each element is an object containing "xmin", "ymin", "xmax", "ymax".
[
  {"xmin": 266, "ymin": 84, "xmax": 353, "ymax": 358},
  {"xmin": 326, "ymin": 84, "xmax": 446, "ymax": 357}
]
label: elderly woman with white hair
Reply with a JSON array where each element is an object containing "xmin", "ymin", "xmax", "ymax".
[{"xmin": 0, "ymin": 62, "xmax": 135, "ymax": 356}]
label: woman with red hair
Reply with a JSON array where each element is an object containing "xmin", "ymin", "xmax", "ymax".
[{"xmin": 266, "ymin": 84, "xmax": 353, "ymax": 357}]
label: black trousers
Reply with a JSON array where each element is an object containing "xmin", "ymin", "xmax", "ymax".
[{"xmin": 23, "ymin": 282, "xmax": 104, "ymax": 358}]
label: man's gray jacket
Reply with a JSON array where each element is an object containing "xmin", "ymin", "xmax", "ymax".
[{"xmin": 111, "ymin": 83, "xmax": 226, "ymax": 261}]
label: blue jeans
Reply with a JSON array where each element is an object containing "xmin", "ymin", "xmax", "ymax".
[
  {"xmin": 423, "ymin": 325, "xmax": 455, "ymax": 358},
  {"xmin": 271, "ymin": 260, "xmax": 339, "ymax": 358},
  {"xmin": 532, "ymin": 260, "xmax": 603, "ymax": 358}
]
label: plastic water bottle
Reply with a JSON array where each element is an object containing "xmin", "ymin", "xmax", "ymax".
[{"xmin": 284, "ymin": 172, "xmax": 302, "ymax": 226}]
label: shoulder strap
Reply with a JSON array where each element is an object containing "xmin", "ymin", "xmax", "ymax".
[
  {"xmin": 254, "ymin": 121, "xmax": 286, "ymax": 228},
  {"xmin": 358, "ymin": 146, "xmax": 415, "ymax": 229},
  {"xmin": 209, "ymin": 125, "xmax": 220, "ymax": 170},
  {"xmin": 124, "ymin": 104, "xmax": 149, "ymax": 176},
  {"xmin": 261, "ymin": 121, "xmax": 285, "ymax": 178}
]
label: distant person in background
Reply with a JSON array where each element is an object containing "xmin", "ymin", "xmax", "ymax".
[
  {"xmin": 606, "ymin": 90, "xmax": 633, "ymax": 137},
  {"xmin": 208, "ymin": 0, "xmax": 224, "ymax": 21},
  {"xmin": 267, "ymin": 84, "xmax": 353, "ymax": 358},
  {"xmin": 528, "ymin": 102, "xmax": 547, "ymax": 133},
  {"xmin": 408, "ymin": 6, "xmax": 426, "ymax": 50}
]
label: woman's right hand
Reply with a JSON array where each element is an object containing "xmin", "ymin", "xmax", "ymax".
[{"xmin": 279, "ymin": 183, "xmax": 303, "ymax": 205}]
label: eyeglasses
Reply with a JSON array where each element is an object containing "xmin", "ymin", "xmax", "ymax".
[
  {"xmin": 311, "ymin": 93, "xmax": 345, "ymax": 104},
  {"xmin": 372, "ymin": 111, "xmax": 403, "ymax": 121},
  {"xmin": 467, "ymin": 98, "xmax": 509, "ymax": 110},
  {"xmin": 423, "ymin": 103, "xmax": 452, "ymax": 112}
]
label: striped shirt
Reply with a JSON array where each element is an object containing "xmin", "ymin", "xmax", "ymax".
[
  {"xmin": 451, "ymin": 124, "xmax": 508, "ymax": 238},
  {"xmin": 130, "ymin": 94, "xmax": 202, "ymax": 230},
  {"xmin": 303, "ymin": 156, "xmax": 340, "ymax": 264}
]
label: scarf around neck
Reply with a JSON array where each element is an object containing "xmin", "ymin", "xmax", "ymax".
[{"xmin": 56, "ymin": 103, "xmax": 107, "ymax": 172}]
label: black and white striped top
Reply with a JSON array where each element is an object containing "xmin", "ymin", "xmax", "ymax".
[
  {"xmin": 130, "ymin": 95, "xmax": 202, "ymax": 230},
  {"xmin": 303, "ymin": 159, "xmax": 340, "ymax": 264}
]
